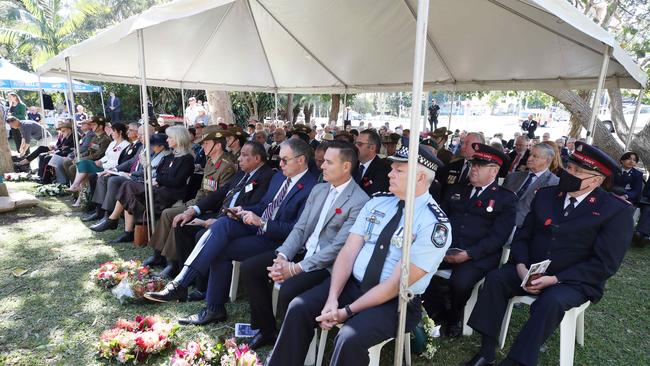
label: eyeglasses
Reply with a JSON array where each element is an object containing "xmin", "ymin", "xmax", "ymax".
[{"xmin": 279, "ymin": 154, "xmax": 303, "ymax": 165}]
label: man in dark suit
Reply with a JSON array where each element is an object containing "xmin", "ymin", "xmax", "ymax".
[
  {"xmin": 506, "ymin": 135, "xmax": 530, "ymax": 174},
  {"xmin": 144, "ymin": 139, "xmax": 318, "ymax": 326},
  {"xmin": 241, "ymin": 141, "xmax": 370, "ymax": 349},
  {"xmin": 107, "ymin": 91, "xmax": 121, "ymax": 122},
  {"xmin": 463, "ymin": 142, "xmax": 633, "ymax": 366},
  {"xmin": 438, "ymin": 132, "xmax": 485, "ymax": 194},
  {"xmin": 503, "ymin": 143, "xmax": 560, "ymax": 227},
  {"xmin": 423, "ymin": 143, "xmax": 516, "ymax": 338},
  {"xmin": 354, "ymin": 129, "xmax": 391, "ymax": 195},
  {"xmin": 522, "ymin": 114, "xmax": 537, "ymax": 139}
]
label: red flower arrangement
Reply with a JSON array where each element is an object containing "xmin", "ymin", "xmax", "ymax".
[
  {"xmin": 93, "ymin": 260, "xmax": 142, "ymax": 289},
  {"xmin": 97, "ymin": 315, "xmax": 178, "ymax": 364},
  {"xmin": 169, "ymin": 338, "xmax": 262, "ymax": 366}
]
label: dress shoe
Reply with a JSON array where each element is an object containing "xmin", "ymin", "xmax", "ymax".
[
  {"xmin": 462, "ymin": 353, "xmax": 495, "ymax": 366},
  {"xmin": 158, "ymin": 263, "xmax": 178, "ymax": 279},
  {"xmin": 143, "ymin": 253, "xmax": 166, "ymax": 267},
  {"xmin": 178, "ymin": 307, "xmax": 227, "ymax": 326},
  {"xmin": 110, "ymin": 231, "xmax": 134, "ymax": 244},
  {"xmin": 82, "ymin": 209, "xmax": 105, "ymax": 222},
  {"xmin": 143, "ymin": 282, "xmax": 188, "ymax": 303},
  {"xmin": 90, "ymin": 218, "xmax": 118, "ymax": 232},
  {"xmin": 250, "ymin": 331, "xmax": 276, "ymax": 350},
  {"xmin": 445, "ymin": 322, "xmax": 463, "ymax": 338},
  {"xmin": 187, "ymin": 290, "xmax": 206, "ymax": 302}
]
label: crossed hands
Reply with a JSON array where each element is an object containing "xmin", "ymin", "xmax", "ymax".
[
  {"xmin": 267, "ymin": 255, "xmax": 302, "ymax": 283},
  {"xmin": 315, "ymin": 299, "xmax": 348, "ymax": 330}
]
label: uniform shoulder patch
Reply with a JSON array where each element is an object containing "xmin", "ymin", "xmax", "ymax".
[
  {"xmin": 431, "ymin": 223, "xmax": 449, "ymax": 248},
  {"xmin": 372, "ymin": 191, "xmax": 394, "ymax": 197},
  {"xmin": 427, "ymin": 202, "xmax": 449, "ymax": 223}
]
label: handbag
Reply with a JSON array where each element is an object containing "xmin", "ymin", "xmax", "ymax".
[{"xmin": 133, "ymin": 224, "xmax": 149, "ymax": 247}]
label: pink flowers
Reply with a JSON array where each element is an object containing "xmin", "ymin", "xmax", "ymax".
[
  {"xmin": 93, "ymin": 259, "xmax": 165, "ymax": 301},
  {"xmin": 170, "ymin": 338, "xmax": 262, "ymax": 366}
]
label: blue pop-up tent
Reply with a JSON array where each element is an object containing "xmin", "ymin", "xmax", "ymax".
[{"xmin": 0, "ymin": 58, "xmax": 102, "ymax": 93}]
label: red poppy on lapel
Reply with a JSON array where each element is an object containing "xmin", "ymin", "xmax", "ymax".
[
  {"xmin": 588, "ymin": 196, "xmax": 597, "ymax": 204},
  {"xmin": 475, "ymin": 200, "xmax": 483, "ymax": 208},
  {"xmin": 362, "ymin": 177, "xmax": 372, "ymax": 187},
  {"xmin": 297, "ymin": 183, "xmax": 304, "ymax": 189},
  {"xmin": 557, "ymin": 191, "xmax": 564, "ymax": 197},
  {"xmin": 335, "ymin": 208, "xmax": 342, "ymax": 214},
  {"xmin": 252, "ymin": 180, "xmax": 258, "ymax": 186},
  {"xmin": 544, "ymin": 218, "xmax": 552, "ymax": 226}
]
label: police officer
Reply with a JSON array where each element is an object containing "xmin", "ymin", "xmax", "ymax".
[
  {"xmin": 463, "ymin": 141, "xmax": 634, "ymax": 366},
  {"xmin": 143, "ymin": 128, "xmax": 237, "ymax": 275},
  {"xmin": 267, "ymin": 144, "xmax": 452, "ymax": 366},
  {"xmin": 422, "ymin": 143, "xmax": 516, "ymax": 338}
]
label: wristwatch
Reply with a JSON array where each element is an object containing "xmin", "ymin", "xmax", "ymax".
[{"xmin": 344, "ymin": 305, "xmax": 356, "ymax": 318}]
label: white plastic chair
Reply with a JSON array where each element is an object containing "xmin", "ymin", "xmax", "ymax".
[
  {"xmin": 229, "ymin": 260, "xmax": 240, "ymax": 302},
  {"xmin": 498, "ymin": 295, "xmax": 590, "ymax": 366},
  {"xmin": 272, "ymin": 282, "xmax": 281, "ymax": 316},
  {"xmin": 315, "ymin": 324, "xmax": 411, "ymax": 366}
]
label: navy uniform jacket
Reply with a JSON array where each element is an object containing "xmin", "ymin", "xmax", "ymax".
[
  {"xmin": 511, "ymin": 186, "xmax": 634, "ymax": 303},
  {"xmin": 355, "ymin": 156, "xmax": 391, "ymax": 196},
  {"xmin": 613, "ymin": 167, "xmax": 644, "ymax": 204},
  {"xmin": 245, "ymin": 170, "xmax": 318, "ymax": 243},
  {"xmin": 438, "ymin": 158, "xmax": 467, "ymax": 194},
  {"xmin": 441, "ymin": 181, "xmax": 517, "ymax": 270}
]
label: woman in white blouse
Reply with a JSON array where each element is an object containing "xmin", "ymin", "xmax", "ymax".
[{"xmin": 66, "ymin": 123, "xmax": 130, "ymax": 192}]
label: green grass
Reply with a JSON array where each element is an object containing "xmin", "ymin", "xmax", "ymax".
[{"xmin": 0, "ymin": 181, "xmax": 648, "ymax": 365}]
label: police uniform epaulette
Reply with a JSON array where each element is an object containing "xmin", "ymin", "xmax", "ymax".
[
  {"xmin": 427, "ymin": 202, "xmax": 449, "ymax": 223},
  {"xmin": 609, "ymin": 192, "xmax": 632, "ymax": 205},
  {"xmin": 372, "ymin": 191, "xmax": 394, "ymax": 197}
]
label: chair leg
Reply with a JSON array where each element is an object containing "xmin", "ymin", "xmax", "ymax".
[
  {"xmin": 463, "ymin": 279, "xmax": 484, "ymax": 336},
  {"xmin": 368, "ymin": 339, "xmax": 391, "ymax": 366},
  {"xmin": 498, "ymin": 298, "xmax": 516, "ymax": 349},
  {"xmin": 304, "ymin": 333, "xmax": 317, "ymax": 366},
  {"xmin": 315, "ymin": 329, "xmax": 328, "ymax": 366},
  {"xmin": 229, "ymin": 261, "xmax": 240, "ymax": 303},
  {"xmin": 559, "ymin": 310, "xmax": 578, "ymax": 366},
  {"xmin": 272, "ymin": 283, "xmax": 280, "ymax": 317},
  {"xmin": 405, "ymin": 332, "xmax": 412, "ymax": 366},
  {"xmin": 576, "ymin": 309, "xmax": 585, "ymax": 346}
]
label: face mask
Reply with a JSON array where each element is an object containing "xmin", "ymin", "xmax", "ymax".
[{"xmin": 557, "ymin": 168, "xmax": 588, "ymax": 192}]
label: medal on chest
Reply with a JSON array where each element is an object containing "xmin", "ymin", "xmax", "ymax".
[{"xmin": 364, "ymin": 210, "xmax": 384, "ymax": 241}]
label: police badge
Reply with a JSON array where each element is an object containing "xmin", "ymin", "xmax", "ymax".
[{"xmin": 431, "ymin": 224, "xmax": 448, "ymax": 248}]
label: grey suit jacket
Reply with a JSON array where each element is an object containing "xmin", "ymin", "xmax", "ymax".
[
  {"xmin": 503, "ymin": 169, "xmax": 559, "ymax": 226},
  {"xmin": 276, "ymin": 180, "xmax": 370, "ymax": 272}
]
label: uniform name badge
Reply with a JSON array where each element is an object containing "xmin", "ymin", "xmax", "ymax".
[{"xmin": 245, "ymin": 183, "xmax": 254, "ymax": 193}]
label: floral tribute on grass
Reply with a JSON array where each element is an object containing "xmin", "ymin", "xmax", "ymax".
[
  {"xmin": 93, "ymin": 260, "xmax": 142, "ymax": 289},
  {"xmin": 34, "ymin": 183, "xmax": 68, "ymax": 197},
  {"xmin": 169, "ymin": 338, "xmax": 263, "ymax": 366},
  {"xmin": 93, "ymin": 260, "xmax": 166, "ymax": 303},
  {"xmin": 98, "ymin": 315, "xmax": 179, "ymax": 364}
]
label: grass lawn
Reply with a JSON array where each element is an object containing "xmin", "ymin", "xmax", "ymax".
[{"xmin": 0, "ymin": 181, "xmax": 648, "ymax": 365}]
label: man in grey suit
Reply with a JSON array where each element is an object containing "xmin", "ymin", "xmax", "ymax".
[
  {"xmin": 503, "ymin": 143, "xmax": 559, "ymax": 227},
  {"xmin": 241, "ymin": 141, "xmax": 369, "ymax": 349}
]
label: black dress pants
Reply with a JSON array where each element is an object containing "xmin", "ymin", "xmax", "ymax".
[
  {"xmin": 267, "ymin": 277, "xmax": 421, "ymax": 366},
  {"xmin": 241, "ymin": 250, "xmax": 330, "ymax": 337},
  {"xmin": 468, "ymin": 264, "xmax": 587, "ymax": 366}
]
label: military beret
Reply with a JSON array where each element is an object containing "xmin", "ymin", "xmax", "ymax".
[
  {"xmin": 567, "ymin": 141, "xmax": 618, "ymax": 177},
  {"xmin": 388, "ymin": 144, "xmax": 444, "ymax": 172}
]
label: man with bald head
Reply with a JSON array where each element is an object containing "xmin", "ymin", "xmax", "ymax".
[{"xmin": 438, "ymin": 132, "xmax": 485, "ymax": 194}]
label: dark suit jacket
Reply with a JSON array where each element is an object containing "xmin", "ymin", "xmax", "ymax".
[
  {"xmin": 117, "ymin": 141, "xmax": 142, "ymax": 165},
  {"xmin": 441, "ymin": 181, "xmax": 517, "ymax": 270},
  {"xmin": 109, "ymin": 96, "xmax": 121, "ymax": 112},
  {"xmin": 506, "ymin": 149, "xmax": 529, "ymax": 174},
  {"xmin": 511, "ymin": 186, "xmax": 634, "ymax": 302},
  {"xmin": 245, "ymin": 170, "xmax": 318, "ymax": 242},
  {"xmin": 195, "ymin": 164, "xmax": 274, "ymax": 214},
  {"xmin": 613, "ymin": 167, "xmax": 644, "ymax": 204},
  {"xmin": 355, "ymin": 155, "xmax": 391, "ymax": 196},
  {"xmin": 438, "ymin": 158, "xmax": 468, "ymax": 195},
  {"xmin": 154, "ymin": 154, "xmax": 195, "ymax": 206}
]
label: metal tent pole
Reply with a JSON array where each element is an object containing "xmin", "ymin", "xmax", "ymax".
[
  {"xmin": 343, "ymin": 91, "xmax": 347, "ymax": 126},
  {"xmin": 274, "ymin": 90, "xmax": 278, "ymax": 122},
  {"xmin": 586, "ymin": 45, "xmax": 611, "ymax": 144},
  {"xmin": 394, "ymin": 0, "xmax": 430, "ymax": 365},
  {"xmin": 625, "ymin": 89, "xmax": 645, "ymax": 150},
  {"xmin": 37, "ymin": 75, "xmax": 46, "ymax": 121},
  {"xmin": 100, "ymin": 90, "xmax": 106, "ymax": 117},
  {"xmin": 65, "ymin": 57, "xmax": 81, "ymax": 163},
  {"xmin": 137, "ymin": 29, "xmax": 156, "ymax": 234},
  {"xmin": 181, "ymin": 86, "xmax": 187, "ymax": 127},
  {"xmin": 448, "ymin": 91, "xmax": 455, "ymax": 129}
]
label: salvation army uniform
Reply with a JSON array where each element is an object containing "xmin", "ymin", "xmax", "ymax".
[
  {"xmin": 422, "ymin": 144, "xmax": 516, "ymax": 336},
  {"xmin": 612, "ymin": 166, "xmax": 644, "ymax": 205},
  {"xmin": 267, "ymin": 145, "xmax": 452, "ymax": 366},
  {"xmin": 465, "ymin": 142, "xmax": 634, "ymax": 366}
]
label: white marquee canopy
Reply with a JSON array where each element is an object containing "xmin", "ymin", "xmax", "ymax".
[{"xmin": 38, "ymin": 0, "xmax": 647, "ymax": 93}]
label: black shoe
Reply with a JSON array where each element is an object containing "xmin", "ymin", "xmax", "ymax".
[
  {"xmin": 109, "ymin": 231, "xmax": 134, "ymax": 244},
  {"xmin": 158, "ymin": 263, "xmax": 178, "ymax": 279},
  {"xmin": 90, "ymin": 218, "xmax": 118, "ymax": 232},
  {"xmin": 178, "ymin": 307, "xmax": 227, "ymax": 326},
  {"xmin": 445, "ymin": 322, "xmax": 463, "ymax": 338},
  {"xmin": 143, "ymin": 282, "xmax": 188, "ymax": 303},
  {"xmin": 81, "ymin": 209, "xmax": 104, "ymax": 222},
  {"xmin": 250, "ymin": 331, "xmax": 276, "ymax": 350},
  {"xmin": 143, "ymin": 252, "xmax": 166, "ymax": 267},
  {"xmin": 187, "ymin": 290, "xmax": 206, "ymax": 302},
  {"xmin": 462, "ymin": 354, "xmax": 495, "ymax": 366}
]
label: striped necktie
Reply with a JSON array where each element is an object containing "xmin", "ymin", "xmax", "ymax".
[{"xmin": 258, "ymin": 177, "xmax": 292, "ymax": 234}]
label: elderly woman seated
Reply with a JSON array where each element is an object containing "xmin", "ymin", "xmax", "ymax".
[{"xmin": 90, "ymin": 126, "xmax": 195, "ymax": 244}]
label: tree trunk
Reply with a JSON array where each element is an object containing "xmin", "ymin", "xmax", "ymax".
[
  {"xmin": 206, "ymin": 90, "xmax": 234, "ymax": 125},
  {"xmin": 0, "ymin": 107, "xmax": 13, "ymax": 174},
  {"xmin": 286, "ymin": 94, "xmax": 294, "ymax": 123},
  {"xmin": 629, "ymin": 123, "xmax": 650, "ymax": 168},
  {"xmin": 330, "ymin": 94, "xmax": 341, "ymax": 124}
]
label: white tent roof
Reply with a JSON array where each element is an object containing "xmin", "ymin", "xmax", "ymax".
[
  {"xmin": 37, "ymin": 0, "xmax": 647, "ymax": 93},
  {"xmin": 0, "ymin": 58, "xmax": 102, "ymax": 92}
]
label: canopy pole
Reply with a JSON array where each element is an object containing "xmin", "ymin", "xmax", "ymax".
[
  {"xmin": 64, "ymin": 57, "xmax": 81, "ymax": 163},
  {"xmin": 586, "ymin": 45, "xmax": 611, "ymax": 144},
  {"xmin": 343, "ymin": 92, "xmax": 347, "ymax": 126},
  {"xmin": 395, "ymin": 0, "xmax": 430, "ymax": 365},
  {"xmin": 274, "ymin": 90, "xmax": 278, "ymax": 122},
  {"xmin": 137, "ymin": 28, "xmax": 156, "ymax": 234},
  {"xmin": 448, "ymin": 92, "xmax": 455, "ymax": 129},
  {"xmin": 625, "ymin": 88, "xmax": 645, "ymax": 150},
  {"xmin": 37, "ymin": 75, "xmax": 46, "ymax": 122},
  {"xmin": 100, "ymin": 90, "xmax": 106, "ymax": 117},
  {"xmin": 181, "ymin": 86, "xmax": 186, "ymax": 127}
]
